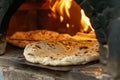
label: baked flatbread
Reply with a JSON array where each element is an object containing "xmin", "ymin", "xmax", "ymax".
[
  {"xmin": 7, "ymin": 30, "xmax": 96, "ymax": 48},
  {"xmin": 6, "ymin": 38, "xmax": 37, "ymax": 48},
  {"xmin": 7, "ymin": 30, "xmax": 99, "ymax": 66},
  {"xmin": 9, "ymin": 30, "xmax": 70, "ymax": 41},
  {"xmin": 23, "ymin": 40, "xmax": 99, "ymax": 66}
]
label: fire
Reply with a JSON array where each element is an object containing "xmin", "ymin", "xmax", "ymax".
[
  {"xmin": 49, "ymin": 0, "xmax": 72, "ymax": 19},
  {"xmin": 49, "ymin": 0, "xmax": 93, "ymax": 32},
  {"xmin": 81, "ymin": 9, "xmax": 94, "ymax": 32}
]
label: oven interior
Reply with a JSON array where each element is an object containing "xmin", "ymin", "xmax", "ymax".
[
  {"xmin": 7, "ymin": 0, "xmax": 93, "ymax": 36},
  {"xmin": 0, "ymin": 0, "xmax": 102, "ymax": 80}
]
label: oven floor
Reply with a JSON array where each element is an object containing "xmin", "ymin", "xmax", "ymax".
[{"xmin": 0, "ymin": 44, "xmax": 101, "ymax": 80}]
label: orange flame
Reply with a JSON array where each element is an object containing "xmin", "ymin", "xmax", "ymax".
[
  {"xmin": 49, "ymin": 0, "xmax": 72, "ymax": 21},
  {"xmin": 81, "ymin": 9, "xmax": 94, "ymax": 31},
  {"xmin": 49, "ymin": 0, "xmax": 93, "ymax": 32}
]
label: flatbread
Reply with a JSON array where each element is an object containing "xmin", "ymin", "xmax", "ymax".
[
  {"xmin": 9, "ymin": 30, "xmax": 71, "ymax": 41},
  {"xmin": 7, "ymin": 30, "xmax": 99, "ymax": 66},
  {"xmin": 6, "ymin": 38, "xmax": 37, "ymax": 48},
  {"xmin": 7, "ymin": 30, "xmax": 96, "ymax": 48},
  {"xmin": 23, "ymin": 40, "xmax": 99, "ymax": 66}
]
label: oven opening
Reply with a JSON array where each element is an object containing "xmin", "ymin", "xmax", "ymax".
[
  {"xmin": 5, "ymin": 0, "xmax": 100, "ymax": 71},
  {"xmin": 2, "ymin": 0, "xmax": 120, "ymax": 79},
  {"xmin": 0, "ymin": 0, "xmax": 104, "ymax": 80}
]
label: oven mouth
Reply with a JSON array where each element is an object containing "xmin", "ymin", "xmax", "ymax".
[{"xmin": 0, "ymin": 1, "xmax": 103, "ymax": 80}]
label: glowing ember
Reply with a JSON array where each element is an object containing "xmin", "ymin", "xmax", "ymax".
[
  {"xmin": 66, "ymin": 23, "xmax": 70, "ymax": 28},
  {"xmin": 80, "ymin": 67, "xmax": 102, "ymax": 75},
  {"xmin": 60, "ymin": 16, "xmax": 64, "ymax": 22}
]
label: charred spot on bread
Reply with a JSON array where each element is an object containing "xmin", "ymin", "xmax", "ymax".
[
  {"xmin": 28, "ymin": 53, "xmax": 34, "ymax": 56},
  {"xmin": 84, "ymin": 51, "xmax": 88, "ymax": 54},
  {"xmin": 35, "ymin": 45, "xmax": 41, "ymax": 49},
  {"xmin": 47, "ymin": 43, "xmax": 56, "ymax": 49},
  {"xmin": 79, "ymin": 46, "xmax": 88, "ymax": 50}
]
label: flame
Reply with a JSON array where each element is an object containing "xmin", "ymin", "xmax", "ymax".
[
  {"xmin": 81, "ymin": 9, "xmax": 94, "ymax": 31},
  {"xmin": 49, "ymin": 0, "xmax": 93, "ymax": 32},
  {"xmin": 50, "ymin": 0, "xmax": 72, "ymax": 19}
]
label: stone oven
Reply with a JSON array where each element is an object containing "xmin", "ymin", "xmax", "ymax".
[{"xmin": 0, "ymin": 0, "xmax": 120, "ymax": 80}]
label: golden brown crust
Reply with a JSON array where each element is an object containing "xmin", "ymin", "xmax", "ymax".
[
  {"xmin": 6, "ymin": 38, "xmax": 36, "ymax": 48},
  {"xmin": 9, "ymin": 30, "xmax": 60, "ymax": 41},
  {"xmin": 7, "ymin": 30, "xmax": 97, "ymax": 48}
]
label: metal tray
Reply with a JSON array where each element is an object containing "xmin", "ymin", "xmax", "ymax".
[
  {"xmin": 10, "ymin": 56, "xmax": 99, "ymax": 71},
  {"xmin": 10, "ymin": 57, "xmax": 79, "ymax": 71}
]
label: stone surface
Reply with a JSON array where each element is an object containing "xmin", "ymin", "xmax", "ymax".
[{"xmin": 0, "ymin": 68, "xmax": 4, "ymax": 80}]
